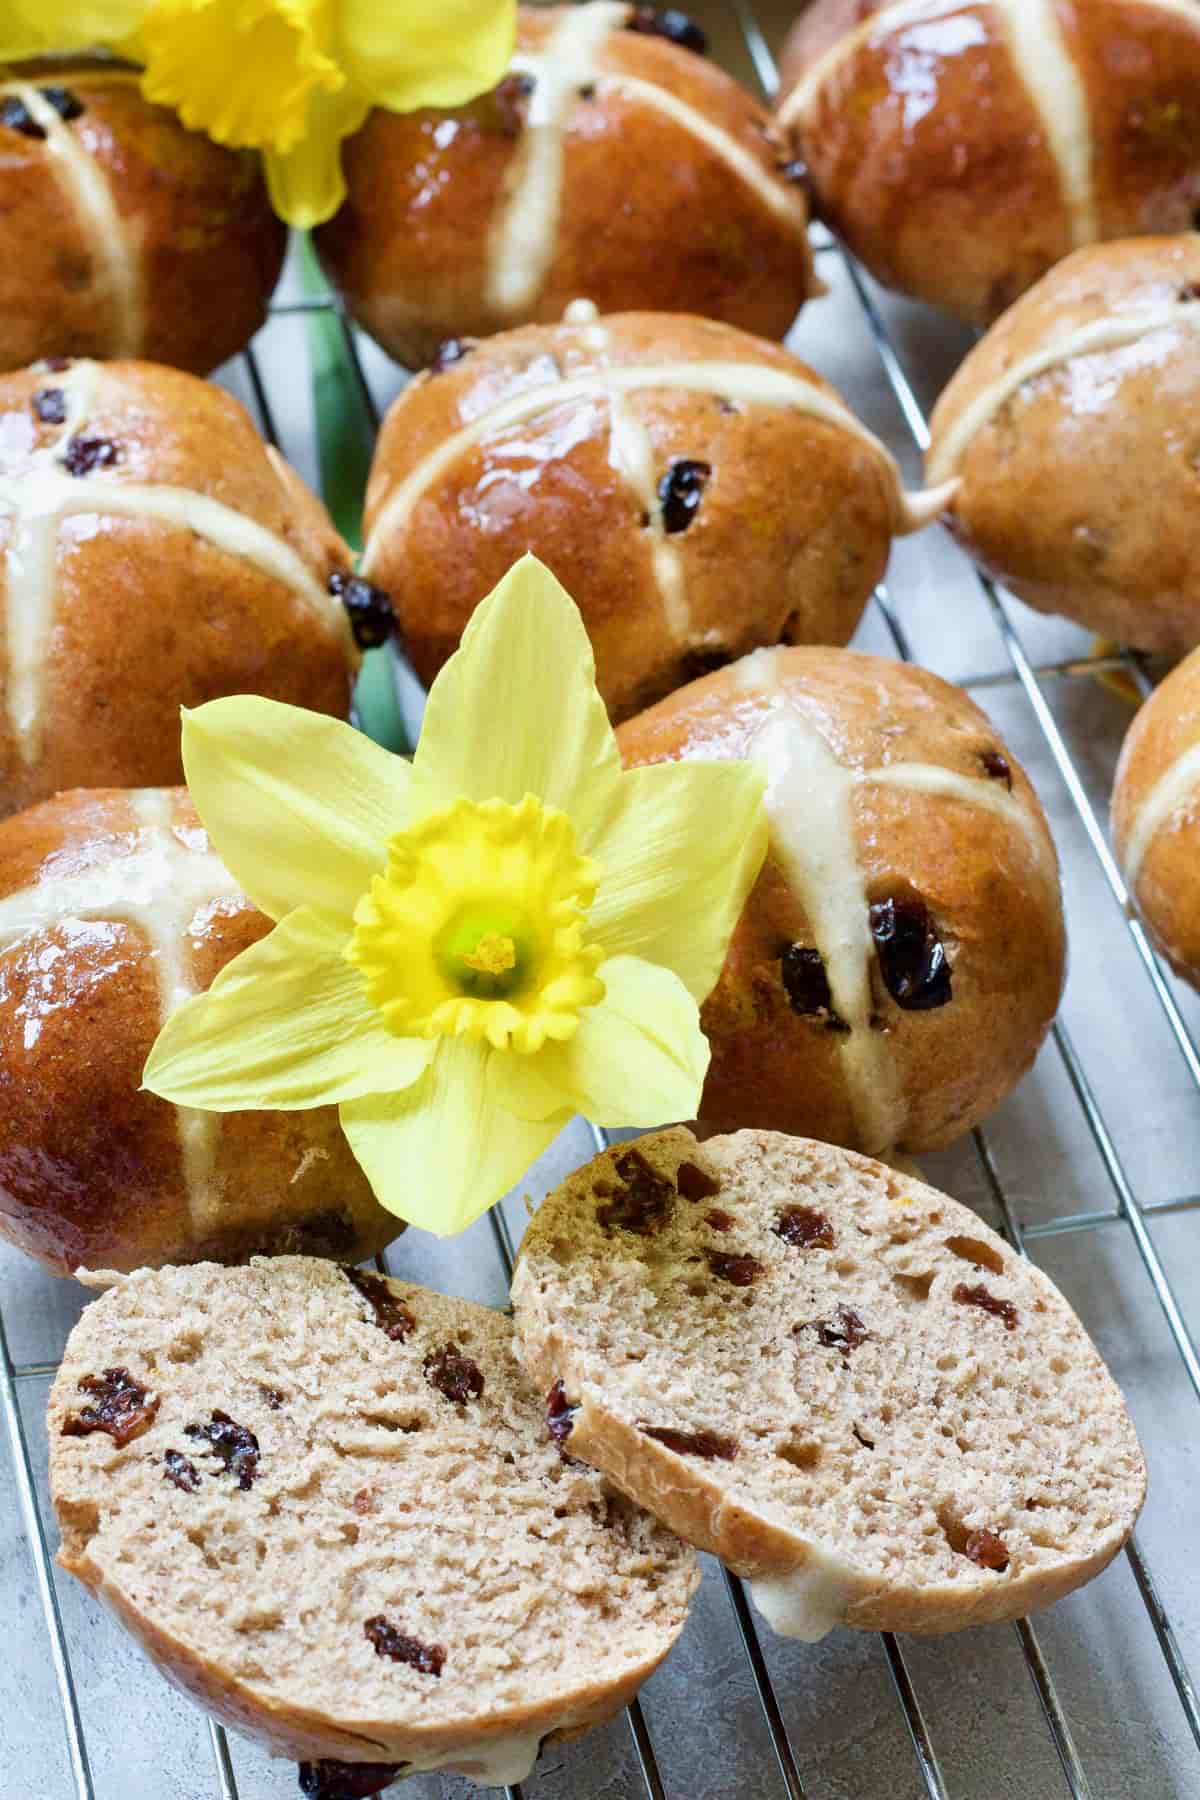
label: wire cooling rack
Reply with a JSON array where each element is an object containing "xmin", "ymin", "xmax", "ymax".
[{"xmin": 5, "ymin": 2, "xmax": 1200, "ymax": 1796}]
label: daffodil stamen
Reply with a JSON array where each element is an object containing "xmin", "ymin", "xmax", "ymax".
[{"xmin": 346, "ymin": 794, "xmax": 606, "ymax": 1054}]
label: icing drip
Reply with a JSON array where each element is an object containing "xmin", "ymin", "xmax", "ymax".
[
  {"xmin": 0, "ymin": 362, "xmax": 340, "ymax": 763},
  {"xmin": 578, "ymin": 311, "xmax": 691, "ymax": 642},
  {"xmin": 486, "ymin": 3, "xmax": 629, "ymax": 314},
  {"xmin": 389, "ymin": 1729, "xmax": 545, "ymax": 1785},
  {"xmin": 927, "ymin": 302, "xmax": 1200, "ymax": 482},
  {"xmin": 992, "ymin": 0, "xmax": 1096, "ymax": 248},
  {"xmin": 743, "ymin": 664, "xmax": 908, "ymax": 1155},
  {"xmin": 2, "ymin": 359, "xmax": 100, "ymax": 764},
  {"xmin": 6, "ymin": 77, "xmax": 143, "ymax": 356},
  {"xmin": 737, "ymin": 649, "xmax": 1047, "ymax": 1154},
  {"xmin": 748, "ymin": 1539, "xmax": 862, "ymax": 1640},
  {"xmin": 363, "ymin": 357, "xmax": 933, "ymax": 569},
  {"xmin": 0, "ymin": 789, "xmax": 242, "ymax": 1234},
  {"xmin": 1120, "ymin": 742, "xmax": 1200, "ymax": 887}
]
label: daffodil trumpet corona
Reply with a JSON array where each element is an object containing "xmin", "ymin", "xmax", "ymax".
[
  {"xmin": 143, "ymin": 555, "xmax": 769, "ymax": 1235},
  {"xmin": 1, "ymin": 0, "xmax": 516, "ymax": 226}
]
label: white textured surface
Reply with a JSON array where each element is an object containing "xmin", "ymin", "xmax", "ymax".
[{"xmin": 4, "ymin": 5, "xmax": 1200, "ymax": 1796}]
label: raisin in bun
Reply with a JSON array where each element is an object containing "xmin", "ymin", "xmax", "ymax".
[
  {"xmin": 616, "ymin": 647, "xmax": 1065, "ymax": 1156},
  {"xmin": 1112, "ymin": 647, "xmax": 1200, "ymax": 988},
  {"xmin": 776, "ymin": 0, "xmax": 1200, "ymax": 326},
  {"xmin": 512, "ymin": 1128, "xmax": 1146, "ymax": 1637},
  {"xmin": 362, "ymin": 308, "xmax": 944, "ymax": 721},
  {"xmin": 0, "ymin": 356, "xmax": 364, "ymax": 818},
  {"xmin": 313, "ymin": 2, "xmax": 817, "ymax": 368},
  {"xmin": 927, "ymin": 237, "xmax": 1200, "ymax": 651},
  {"xmin": 50, "ymin": 1258, "xmax": 698, "ymax": 1779},
  {"xmin": 0, "ymin": 789, "xmax": 397, "ymax": 1277},
  {"xmin": 0, "ymin": 59, "xmax": 285, "ymax": 374}
]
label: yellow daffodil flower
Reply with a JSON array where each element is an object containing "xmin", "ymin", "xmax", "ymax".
[
  {"xmin": 2, "ymin": 0, "xmax": 515, "ymax": 229},
  {"xmin": 143, "ymin": 556, "xmax": 768, "ymax": 1236}
]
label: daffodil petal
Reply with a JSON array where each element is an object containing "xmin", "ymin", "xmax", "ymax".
[
  {"xmin": 409, "ymin": 556, "xmax": 625, "ymax": 825},
  {"xmin": 585, "ymin": 759, "xmax": 768, "ymax": 1003},
  {"xmin": 339, "ymin": 1039, "xmax": 557, "ymax": 1233},
  {"xmin": 136, "ymin": 0, "xmax": 343, "ymax": 153},
  {"xmin": 182, "ymin": 696, "xmax": 409, "ymax": 924},
  {"xmin": 264, "ymin": 85, "xmax": 370, "ymax": 228},
  {"xmin": 338, "ymin": 0, "xmax": 515, "ymax": 112},
  {"xmin": 1, "ymin": 0, "xmax": 149, "ymax": 57},
  {"xmin": 492, "ymin": 955, "xmax": 708, "ymax": 1127},
  {"xmin": 143, "ymin": 905, "xmax": 433, "ymax": 1109}
]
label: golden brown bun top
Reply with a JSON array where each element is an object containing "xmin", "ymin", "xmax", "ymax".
[
  {"xmin": 930, "ymin": 236, "xmax": 1200, "ymax": 460},
  {"xmin": 0, "ymin": 358, "xmax": 347, "ymax": 572},
  {"xmin": 365, "ymin": 308, "xmax": 890, "ymax": 532},
  {"xmin": 617, "ymin": 643, "xmax": 1035, "ymax": 787}
]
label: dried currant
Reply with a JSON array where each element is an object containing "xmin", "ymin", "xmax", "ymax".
[
  {"xmin": 675, "ymin": 1160, "xmax": 720, "ymax": 1201},
  {"xmin": 346, "ymin": 1267, "xmax": 416, "ymax": 1342},
  {"xmin": 429, "ymin": 336, "xmax": 477, "ymax": 373},
  {"xmin": 185, "ymin": 1410, "xmax": 260, "ymax": 1489},
  {"xmin": 774, "ymin": 1205, "xmax": 835, "ymax": 1251},
  {"xmin": 162, "ymin": 1449, "xmax": 201, "ymax": 1493},
  {"xmin": 777, "ymin": 157, "xmax": 809, "ymax": 185},
  {"xmin": 495, "ymin": 70, "xmax": 535, "ymax": 133},
  {"xmin": 658, "ymin": 458, "xmax": 711, "ymax": 533},
  {"xmin": 63, "ymin": 435, "xmax": 119, "ymax": 477},
  {"xmin": 705, "ymin": 1208, "xmax": 735, "ymax": 1232},
  {"xmin": 423, "ymin": 1344, "xmax": 485, "ymax": 1404},
  {"xmin": 61, "ymin": 1368, "xmax": 159, "ymax": 1447},
  {"xmin": 953, "ymin": 1282, "xmax": 1018, "ymax": 1331},
  {"xmin": 298, "ymin": 1760, "xmax": 408, "ymax": 1799},
  {"xmin": 327, "ymin": 570, "xmax": 395, "ymax": 650},
  {"xmin": 626, "ymin": 7, "xmax": 708, "ymax": 54},
  {"xmin": 596, "ymin": 1148, "xmax": 675, "ymax": 1236},
  {"xmin": 0, "ymin": 95, "xmax": 42, "ymax": 136},
  {"xmin": 41, "ymin": 86, "xmax": 84, "ymax": 123},
  {"xmin": 780, "ymin": 943, "xmax": 847, "ymax": 1029},
  {"xmin": 677, "ymin": 646, "xmax": 733, "ymax": 685},
  {"xmin": 869, "ymin": 896, "xmax": 952, "ymax": 1010},
  {"xmin": 705, "ymin": 1249, "xmax": 763, "ymax": 1287},
  {"xmin": 261, "ymin": 1386, "xmax": 286, "ymax": 1411},
  {"xmin": 803, "ymin": 1304, "xmax": 869, "ymax": 1356},
  {"xmin": 364, "ymin": 1616, "xmax": 446, "ymax": 1675},
  {"xmin": 964, "ymin": 1528, "xmax": 1010, "ymax": 1572},
  {"xmin": 32, "ymin": 387, "xmax": 67, "ymax": 425},
  {"xmin": 979, "ymin": 749, "xmax": 1012, "ymax": 788},
  {"xmin": 643, "ymin": 1424, "xmax": 738, "ymax": 1459},
  {"xmin": 546, "ymin": 1379, "xmax": 578, "ymax": 1443}
]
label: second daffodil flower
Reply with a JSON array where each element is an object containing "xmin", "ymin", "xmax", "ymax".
[{"xmin": 144, "ymin": 557, "xmax": 768, "ymax": 1236}]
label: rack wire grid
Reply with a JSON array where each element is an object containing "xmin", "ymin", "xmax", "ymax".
[{"xmin": 4, "ymin": 2, "xmax": 1200, "ymax": 1796}]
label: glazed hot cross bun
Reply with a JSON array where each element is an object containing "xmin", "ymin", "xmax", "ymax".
[
  {"xmin": 0, "ymin": 58, "xmax": 286, "ymax": 374},
  {"xmin": 0, "ymin": 357, "xmax": 367, "ymax": 818},
  {"xmin": 314, "ymin": 2, "xmax": 818, "ymax": 367},
  {"xmin": 363, "ymin": 308, "xmax": 945, "ymax": 722},
  {"xmin": 1112, "ymin": 646, "xmax": 1200, "ymax": 990},
  {"xmin": 617, "ymin": 647, "xmax": 1066, "ymax": 1157},
  {"xmin": 0, "ymin": 788, "xmax": 397, "ymax": 1277},
  {"xmin": 776, "ymin": 0, "xmax": 1200, "ymax": 324},
  {"xmin": 927, "ymin": 236, "xmax": 1200, "ymax": 651}
]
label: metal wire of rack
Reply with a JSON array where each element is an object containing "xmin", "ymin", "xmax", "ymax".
[{"xmin": 4, "ymin": 3, "xmax": 1200, "ymax": 1796}]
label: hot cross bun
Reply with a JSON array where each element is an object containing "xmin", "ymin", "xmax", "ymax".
[
  {"xmin": 616, "ymin": 647, "xmax": 1066, "ymax": 1157},
  {"xmin": 927, "ymin": 235, "xmax": 1200, "ymax": 651},
  {"xmin": 1112, "ymin": 645, "xmax": 1200, "ymax": 989},
  {"xmin": 314, "ymin": 2, "xmax": 818, "ymax": 367},
  {"xmin": 362, "ymin": 308, "xmax": 943, "ymax": 721},
  {"xmin": 0, "ymin": 788, "xmax": 397, "ymax": 1277},
  {"xmin": 0, "ymin": 357, "xmax": 364, "ymax": 818},
  {"xmin": 0, "ymin": 58, "xmax": 285, "ymax": 374},
  {"xmin": 776, "ymin": 0, "xmax": 1200, "ymax": 324}
]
